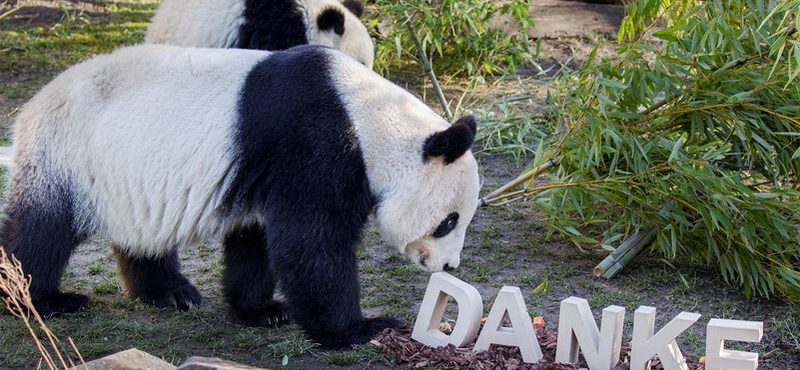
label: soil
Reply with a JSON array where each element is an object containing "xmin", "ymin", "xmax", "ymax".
[{"xmin": 1, "ymin": 1, "xmax": 798, "ymax": 370}]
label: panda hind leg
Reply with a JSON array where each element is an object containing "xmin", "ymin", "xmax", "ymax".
[
  {"xmin": 113, "ymin": 245, "xmax": 201, "ymax": 310},
  {"xmin": 222, "ymin": 225, "xmax": 288, "ymax": 328},
  {"xmin": 0, "ymin": 187, "xmax": 89, "ymax": 316}
]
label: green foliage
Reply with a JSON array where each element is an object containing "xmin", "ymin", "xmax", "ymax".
[
  {"xmin": 367, "ymin": 0, "xmax": 537, "ymax": 77},
  {"xmin": 618, "ymin": 0, "xmax": 699, "ymax": 41},
  {"xmin": 490, "ymin": 0, "xmax": 800, "ymax": 303},
  {"xmin": 474, "ymin": 95, "xmax": 550, "ymax": 160}
]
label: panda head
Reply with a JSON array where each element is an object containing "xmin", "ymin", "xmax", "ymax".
[
  {"xmin": 305, "ymin": 0, "xmax": 374, "ymax": 69},
  {"xmin": 373, "ymin": 116, "xmax": 481, "ymax": 272}
]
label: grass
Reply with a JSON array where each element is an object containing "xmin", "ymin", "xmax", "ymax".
[
  {"xmin": 322, "ymin": 345, "xmax": 384, "ymax": 367},
  {"xmin": 0, "ymin": 2, "xmax": 156, "ymax": 72}
]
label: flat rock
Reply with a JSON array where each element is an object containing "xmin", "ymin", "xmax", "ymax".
[
  {"xmin": 177, "ymin": 356, "xmax": 269, "ymax": 370},
  {"xmin": 68, "ymin": 348, "xmax": 176, "ymax": 370}
]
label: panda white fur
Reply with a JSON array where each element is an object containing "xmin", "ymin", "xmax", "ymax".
[
  {"xmin": 1, "ymin": 44, "xmax": 480, "ymax": 348},
  {"xmin": 145, "ymin": 0, "xmax": 375, "ymax": 68}
]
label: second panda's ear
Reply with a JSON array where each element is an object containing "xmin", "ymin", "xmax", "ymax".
[
  {"xmin": 423, "ymin": 115, "xmax": 477, "ymax": 165},
  {"xmin": 341, "ymin": 0, "xmax": 364, "ymax": 18},
  {"xmin": 317, "ymin": 8, "xmax": 346, "ymax": 35}
]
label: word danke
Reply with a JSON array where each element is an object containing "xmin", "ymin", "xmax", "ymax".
[{"xmin": 412, "ymin": 273, "xmax": 763, "ymax": 370}]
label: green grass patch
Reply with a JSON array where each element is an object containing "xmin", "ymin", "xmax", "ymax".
[
  {"xmin": 91, "ymin": 277, "xmax": 119, "ymax": 295},
  {"xmin": 322, "ymin": 344, "xmax": 383, "ymax": 367},
  {"xmin": 264, "ymin": 332, "xmax": 318, "ymax": 359}
]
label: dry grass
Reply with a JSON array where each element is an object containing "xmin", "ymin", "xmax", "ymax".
[{"xmin": 0, "ymin": 247, "xmax": 86, "ymax": 369}]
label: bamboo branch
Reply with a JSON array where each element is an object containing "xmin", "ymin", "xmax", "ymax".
[
  {"xmin": 404, "ymin": 13, "xmax": 453, "ymax": 122},
  {"xmin": 593, "ymin": 229, "xmax": 657, "ymax": 279},
  {"xmin": 479, "ymin": 158, "xmax": 555, "ymax": 206}
]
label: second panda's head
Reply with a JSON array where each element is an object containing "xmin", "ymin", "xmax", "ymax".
[
  {"xmin": 304, "ymin": 0, "xmax": 374, "ymax": 69},
  {"xmin": 373, "ymin": 116, "xmax": 481, "ymax": 272}
]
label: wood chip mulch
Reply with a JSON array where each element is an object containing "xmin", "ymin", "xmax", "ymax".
[{"xmin": 375, "ymin": 326, "xmax": 704, "ymax": 370}]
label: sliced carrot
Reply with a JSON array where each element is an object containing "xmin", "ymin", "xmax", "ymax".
[{"xmin": 533, "ymin": 316, "xmax": 545, "ymax": 327}]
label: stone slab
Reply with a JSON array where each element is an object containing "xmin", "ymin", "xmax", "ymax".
[
  {"xmin": 67, "ymin": 348, "xmax": 176, "ymax": 370},
  {"xmin": 177, "ymin": 356, "xmax": 269, "ymax": 370}
]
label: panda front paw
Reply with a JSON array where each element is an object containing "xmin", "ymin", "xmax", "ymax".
[
  {"xmin": 350, "ymin": 316, "xmax": 403, "ymax": 344},
  {"xmin": 234, "ymin": 300, "xmax": 289, "ymax": 328},
  {"xmin": 135, "ymin": 283, "xmax": 202, "ymax": 310},
  {"xmin": 311, "ymin": 316, "xmax": 404, "ymax": 349},
  {"xmin": 33, "ymin": 292, "xmax": 90, "ymax": 317}
]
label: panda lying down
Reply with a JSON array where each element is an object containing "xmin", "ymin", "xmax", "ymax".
[{"xmin": 1, "ymin": 44, "xmax": 480, "ymax": 348}]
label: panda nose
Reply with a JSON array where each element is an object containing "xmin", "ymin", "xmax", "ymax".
[{"xmin": 443, "ymin": 263, "xmax": 454, "ymax": 271}]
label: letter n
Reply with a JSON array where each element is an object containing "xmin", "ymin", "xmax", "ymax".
[{"xmin": 555, "ymin": 296, "xmax": 625, "ymax": 370}]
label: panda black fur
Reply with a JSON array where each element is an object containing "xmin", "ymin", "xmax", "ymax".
[
  {"xmin": 145, "ymin": 0, "xmax": 374, "ymax": 68},
  {"xmin": 1, "ymin": 45, "xmax": 480, "ymax": 348}
]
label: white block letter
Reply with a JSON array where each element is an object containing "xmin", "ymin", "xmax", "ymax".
[
  {"xmin": 631, "ymin": 306, "xmax": 700, "ymax": 370},
  {"xmin": 411, "ymin": 272, "xmax": 483, "ymax": 348},
  {"xmin": 474, "ymin": 286, "xmax": 543, "ymax": 363},
  {"xmin": 555, "ymin": 297, "xmax": 625, "ymax": 370},
  {"xmin": 705, "ymin": 319, "xmax": 763, "ymax": 370}
]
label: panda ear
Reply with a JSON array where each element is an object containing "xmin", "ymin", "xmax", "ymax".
[
  {"xmin": 317, "ymin": 8, "xmax": 346, "ymax": 36},
  {"xmin": 423, "ymin": 115, "xmax": 477, "ymax": 165},
  {"xmin": 341, "ymin": 0, "xmax": 364, "ymax": 18}
]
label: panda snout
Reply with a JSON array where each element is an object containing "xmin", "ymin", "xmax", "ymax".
[{"xmin": 443, "ymin": 263, "xmax": 454, "ymax": 271}]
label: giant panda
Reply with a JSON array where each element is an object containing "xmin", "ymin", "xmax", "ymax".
[
  {"xmin": 145, "ymin": 0, "xmax": 375, "ymax": 68},
  {"xmin": 1, "ymin": 44, "xmax": 480, "ymax": 348}
]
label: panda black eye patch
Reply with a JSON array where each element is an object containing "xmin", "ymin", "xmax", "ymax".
[{"xmin": 432, "ymin": 212, "xmax": 459, "ymax": 238}]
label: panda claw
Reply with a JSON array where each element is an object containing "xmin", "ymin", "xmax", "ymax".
[
  {"xmin": 135, "ymin": 283, "xmax": 202, "ymax": 310},
  {"xmin": 32, "ymin": 293, "xmax": 90, "ymax": 317},
  {"xmin": 233, "ymin": 300, "xmax": 289, "ymax": 328}
]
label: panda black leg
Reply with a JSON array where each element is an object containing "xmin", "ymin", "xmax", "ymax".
[
  {"xmin": 222, "ymin": 224, "xmax": 287, "ymax": 328},
  {"xmin": 0, "ymin": 187, "xmax": 88, "ymax": 316},
  {"xmin": 267, "ymin": 218, "xmax": 402, "ymax": 349},
  {"xmin": 113, "ymin": 246, "xmax": 201, "ymax": 310}
]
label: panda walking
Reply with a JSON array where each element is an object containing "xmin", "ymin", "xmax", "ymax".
[{"xmin": 1, "ymin": 44, "xmax": 480, "ymax": 348}]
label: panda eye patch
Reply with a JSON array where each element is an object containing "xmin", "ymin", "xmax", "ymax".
[{"xmin": 432, "ymin": 212, "xmax": 459, "ymax": 238}]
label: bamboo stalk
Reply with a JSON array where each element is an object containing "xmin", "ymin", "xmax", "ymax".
[
  {"xmin": 404, "ymin": 13, "xmax": 453, "ymax": 122},
  {"xmin": 479, "ymin": 158, "xmax": 555, "ymax": 206},
  {"xmin": 593, "ymin": 229, "xmax": 657, "ymax": 279}
]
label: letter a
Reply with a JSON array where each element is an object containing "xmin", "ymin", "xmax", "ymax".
[
  {"xmin": 474, "ymin": 286, "xmax": 543, "ymax": 363},
  {"xmin": 411, "ymin": 272, "xmax": 483, "ymax": 347}
]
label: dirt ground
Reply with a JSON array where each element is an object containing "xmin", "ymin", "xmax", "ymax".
[{"xmin": 1, "ymin": 1, "xmax": 798, "ymax": 369}]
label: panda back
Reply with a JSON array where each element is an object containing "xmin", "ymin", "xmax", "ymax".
[
  {"xmin": 145, "ymin": 0, "xmax": 246, "ymax": 48},
  {"xmin": 13, "ymin": 45, "xmax": 270, "ymax": 255}
]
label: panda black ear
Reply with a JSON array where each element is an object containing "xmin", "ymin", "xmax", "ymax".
[
  {"xmin": 341, "ymin": 0, "xmax": 364, "ymax": 18},
  {"xmin": 317, "ymin": 8, "xmax": 346, "ymax": 36},
  {"xmin": 423, "ymin": 115, "xmax": 477, "ymax": 165}
]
